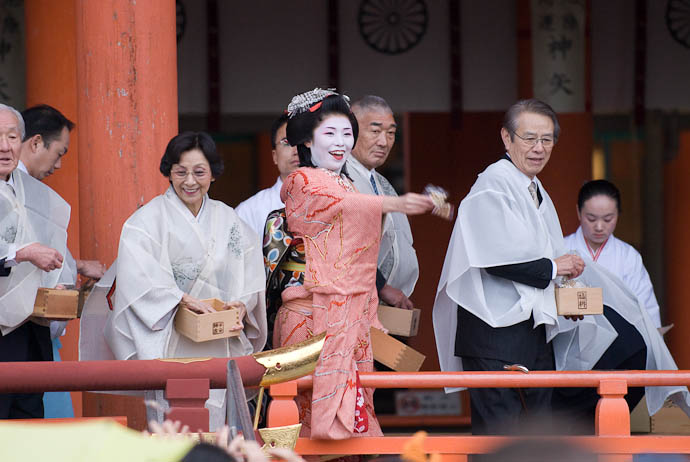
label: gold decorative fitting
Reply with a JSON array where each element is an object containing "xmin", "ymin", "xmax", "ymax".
[
  {"xmin": 253, "ymin": 332, "xmax": 326, "ymax": 387},
  {"xmin": 258, "ymin": 424, "xmax": 302, "ymax": 452}
]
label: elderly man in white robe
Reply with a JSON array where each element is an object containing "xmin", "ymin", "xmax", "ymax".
[
  {"xmin": 80, "ymin": 131, "xmax": 267, "ymax": 430},
  {"xmin": 346, "ymin": 95, "xmax": 418, "ymax": 309},
  {"xmin": 0, "ymin": 104, "xmax": 69, "ymax": 419},
  {"xmin": 235, "ymin": 114, "xmax": 299, "ymax": 240},
  {"xmin": 433, "ymin": 99, "xmax": 690, "ymax": 435}
]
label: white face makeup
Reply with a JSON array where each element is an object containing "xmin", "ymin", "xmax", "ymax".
[{"xmin": 307, "ymin": 114, "xmax": 354, "ymax": 173}]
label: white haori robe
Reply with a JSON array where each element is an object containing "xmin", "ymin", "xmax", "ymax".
[
  {"xmin": 346, "ymin": 156, "xmax": 419, "ymax": 296},
  {"xmin": 564, "ymin": 227, "xmax": 661, "ymax": 327},
  {"xmin": 433, "ymin": 159, "xmax": 564, "ymax": 392},
  {"xmin": 433, "ymin": 158, "xmax": 690, "ymax": 417},
  {"xmin": 0, "ymin": 169, "xmax": 70, "ymax": 335},
  {"xmin": 235, "ymin": 177, "xmax": 284, "ymax": 243},
  {"xmin": 16, "ymin": 160, "xmax": 76, "ymax": 339},
  {"xmin": 81, "ymin": 187, "xmax": 267, "ymax": 428}
]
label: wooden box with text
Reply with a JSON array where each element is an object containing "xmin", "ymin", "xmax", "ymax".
[
  {"xmin": 631, "ymin": 397, "xmax": 690, "ymax": 434},
  {"xmin": 370, "ymin": 327, "xmax": 425, "ymax": 372},
  {"xmin": 32, "ymin": 288, "xmax": 79, "ymax": 319},
  {"xmin": 555, "ymin": 287, "xmax": 603, "ymax": 316},
  {"xmin": 174, "ymin": 298, "xmax": 241, "ymax": 342},
  {"xmin": 377, "ymin": 305, "xmax": 421, "ymax": 337}
]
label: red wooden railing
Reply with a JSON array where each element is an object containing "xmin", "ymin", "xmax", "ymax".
[{"xmin": 2, "ymin": 361, "xmax": 690, "ymax": 461}]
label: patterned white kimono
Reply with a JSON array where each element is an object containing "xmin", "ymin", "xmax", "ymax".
[{"xmin": 81, "ymin": 187, "xmax": 266, "ymax": 428}]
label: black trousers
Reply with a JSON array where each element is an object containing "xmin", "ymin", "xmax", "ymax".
[
  {"xmin": 552, "ymin": 306, "xmax": 647, "ymax": 433},
  {"xmin": 462, "ymin": 345, "xmax": 555, "ymax": 435},
  {"xmin": 457, "ymin": 309, "xmax": 556, "ymax": 435},
  {"xmin": 0, "ymin": 322, "xmax": 52, "ymax": 419}
]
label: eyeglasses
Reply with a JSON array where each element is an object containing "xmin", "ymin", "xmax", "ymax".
[
  {"xmin": 512, "ymin": 131, "xmax": 555, "ymax": 148},
  {"xmin": 171, "ymin": 168, "xmax": 210, "ymax": 180}
]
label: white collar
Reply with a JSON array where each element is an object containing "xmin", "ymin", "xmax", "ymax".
[{"xmin": 17, "ymin": 160, "xmax": 28, "ymax": 174}]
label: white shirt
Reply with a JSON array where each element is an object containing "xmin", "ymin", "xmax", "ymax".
[
  {"xmin": 564, "ymin": 227, "xmax": 661, "ymax": 328},
  {"xmin": 235, "ymin": 177, "xmax": 284, "ymax": 241}
]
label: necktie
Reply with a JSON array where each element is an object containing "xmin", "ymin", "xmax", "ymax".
[
  {"xmin": 370, "ymin": 174, "xmax": 380, "ymax": 195},
  {"xmin": 528, "ymin": 181, "xmax": 539, "ymax": 209}
]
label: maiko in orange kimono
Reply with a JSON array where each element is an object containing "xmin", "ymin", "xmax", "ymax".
[{"xmin": 275, "ymin": 166, "xmax": 386, "ymax": 440}]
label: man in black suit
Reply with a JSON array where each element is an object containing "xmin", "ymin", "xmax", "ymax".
[
  {"xmin": 0, "ymin": 104, "xmax": 65, "ymax": 419},
  {"xmin": 432, "ymin": 99, "xmax": 585, "ymax": 435}
]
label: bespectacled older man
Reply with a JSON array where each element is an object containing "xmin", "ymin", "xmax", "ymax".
[
  {"xmin": 433, "ymin": 99, "xmax": 586, "ymax": 434},
  {"xmin": 0, "ymin": 103, "xmax": 67, "ymax": 419}
]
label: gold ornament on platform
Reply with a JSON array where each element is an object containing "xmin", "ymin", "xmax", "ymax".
[
  {"xmin": 258, "ymin": 423, "xmax": 302, "ymax": 453},
  {"xmin": 254, "ymin": 332, "xmax": 326, "ymax": 387}
]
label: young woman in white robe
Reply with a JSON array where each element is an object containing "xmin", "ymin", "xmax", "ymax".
[
  {"xmin": 564, "ymin": 179, "xmax": 661, "ymax": 327},
  {"xmin": 80, "ymin": 132, "xmax": 266, "ymax": 429}
]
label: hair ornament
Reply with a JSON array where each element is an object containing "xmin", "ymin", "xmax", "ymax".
[{"xmin": 286, "ymin": 88, "xmax": 350, "ymax": 117}]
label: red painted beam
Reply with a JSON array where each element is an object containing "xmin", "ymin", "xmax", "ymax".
[
  {"xmin": 295, "ymin": 370, "xmax": 690, "ymax": 390},
  {"xmin": 0, "ymin": 356, "xmax": 265, "ymax": 393}
]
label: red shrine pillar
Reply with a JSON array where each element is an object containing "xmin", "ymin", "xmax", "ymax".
[
  {"xmin": 665, "ymin": 131, "xmax": 690, "ymax": 368},
  {"xmin": 24, "ymin": 0, "xmax": 83, "ymax": 416},
  {"xmin": 74, "ymin": 0, "xmax": 178, "ymax": 426},
  {"xmin": 75, "ymin": 0, "xmax": 176, "ymax": 266}
]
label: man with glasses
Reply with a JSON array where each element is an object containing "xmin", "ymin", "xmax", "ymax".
[
  {"xmin": 432, "ymin": 99, "xmax": 585, "ymax": 434},
  {"xmin": 236, "ymin": 114, "xmax": 299, "ymax": 240}
]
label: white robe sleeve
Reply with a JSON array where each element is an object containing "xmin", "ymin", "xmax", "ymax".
[{"xmin": 623, "ymin": 248, "xmax": 661, "ymax": 328}]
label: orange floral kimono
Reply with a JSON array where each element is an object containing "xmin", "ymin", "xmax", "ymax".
[{"xmin": 275, "ymin": 167, "xmax": 385, "ymax": 440}]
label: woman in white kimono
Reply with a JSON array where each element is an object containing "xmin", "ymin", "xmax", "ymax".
[
  {"xmin": 555, "ymin": 180, "xmax": 666, "ymax": 431},
  {"xmin": 83, "ymin": 132, "xmax": 267, "ymax": 428},
  {"xmin": 564, "ymin": 180, "xmax": 661, "ymax": 327}
]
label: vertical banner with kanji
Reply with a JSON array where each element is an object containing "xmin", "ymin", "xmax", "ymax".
[
  {"xmin": 0, "ymin": 0, "xmax": 25, "ymax": 106},
  {"xmin": 530, "ymin": 0, "xmax": 585, "ymax": 112}
]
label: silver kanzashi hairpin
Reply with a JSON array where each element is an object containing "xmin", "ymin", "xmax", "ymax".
[{"xmin": 286, "ymin": 88, "xmax": 350, "ymax": 117}]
